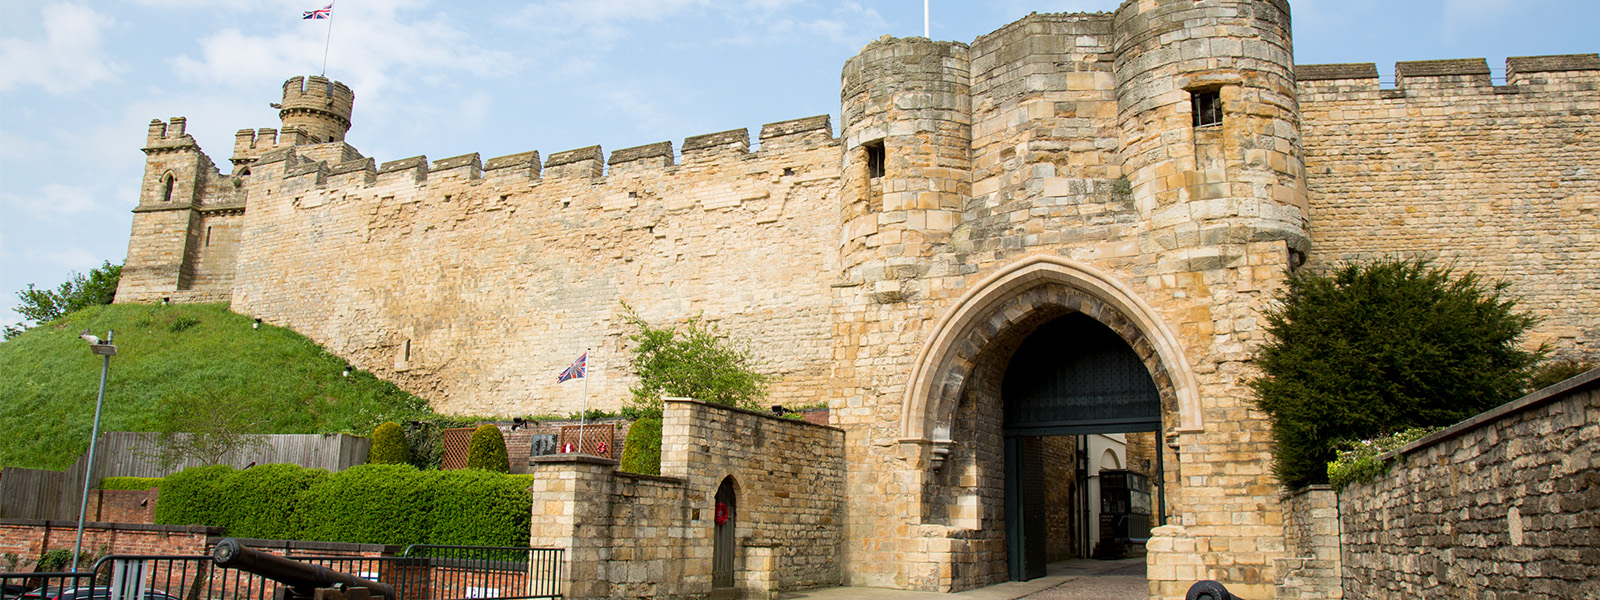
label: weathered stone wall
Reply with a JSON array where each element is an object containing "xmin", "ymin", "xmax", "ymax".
[
  {"xmin": 526, "ymin": 399, "xmax": 845, "ymax": 600},
  {"xmin": 1273, "ymin": 486, "xmax": 1341, "ymax": 599},
  {"xmin": 1300, "ymin": 54, "xmax": 1600, "ymax": 360},
  {"xmin": 223, "ymin": 122, "xmax": 841, "ymax": 417},
  {"xmin": 1339, "ymin": 370, "xmax": 1600, "ymax": 600}
]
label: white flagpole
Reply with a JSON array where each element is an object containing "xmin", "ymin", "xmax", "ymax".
[
  {"xmin": 321, "ymin": 2, "xmax": 335, "ymax": 76},
  {"xmin": 577, "ymin": 349, "xmax": 590, "ymax": 455},
  {"xmin": 924, "ymin": 0, "xmax": 929, "ymax": 38}
]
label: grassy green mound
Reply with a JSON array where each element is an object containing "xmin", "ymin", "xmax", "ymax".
[{"xmin": 0, "ymin": 303, "xmax": 429, "ymax": 470}]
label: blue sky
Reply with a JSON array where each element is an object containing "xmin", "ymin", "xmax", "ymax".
[{"xmin": 2, "ymin": 0, "xmax": 1596, "ymax": 329}]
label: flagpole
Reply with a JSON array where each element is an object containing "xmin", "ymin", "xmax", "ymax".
[
  {"xmin": 577, "ymin": 348, "xmax": 590, "ymax": 455},
  {"xmin": 924, "ymin": 0, "xmax": 929, "ymax": 38},
  {"xmin": 320, "ymin": 2, "xmax": 335, "ymax": 76}
]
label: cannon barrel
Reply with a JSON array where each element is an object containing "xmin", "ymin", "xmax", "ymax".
[{"xmin": 211, "ymin": 538, "xmax": 396, "ymax": 599}]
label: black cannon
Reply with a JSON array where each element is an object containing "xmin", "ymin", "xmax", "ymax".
[{"xmin": 211, "ymin": 539, "xmax": 396, "ymax": 600}]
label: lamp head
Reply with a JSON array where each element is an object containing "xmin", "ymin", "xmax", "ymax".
[{"xmin": 79, "ymin": 330, "xmax": 100, "ymax": 345}]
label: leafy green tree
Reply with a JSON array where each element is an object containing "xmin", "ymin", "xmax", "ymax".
[
  {"xmin": 465, "ymin": 424, "xmax": 509, "ymax": 472},
  {"xmin": 5, "ymin": 261, "xmax": 121, "ymax": 339},
  {"xmin": 622, "ymin": 302, "xmax": 770, "ymax": 414},
  {"xmin": 618, "ymin": 417, "xmax": 663, "ymax": 475},
  {"xmin": 1251, "ymin": 258, "xmax": 1542, "ymax": 489},
  {"xmin": 368, "ymin": 421, "xmax": 410, "ymax": 464}
]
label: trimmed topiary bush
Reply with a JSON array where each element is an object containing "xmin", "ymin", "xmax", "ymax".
[
  {"xmin": 1251, "ymin": 258, "xmax": 1542, "ymax": 489},
  {"xmin": 619, "ymin": 418, "xmax": 662, "ymax": 476},
  {"xmin": 466, "ymin": 425, "xmax": 509, "ymax": 473},
  {"xmin": 368, "ymin": 422, "xmax": 409, "ymax": 464},
  {"xmin": 100, "ymin": 476, "xmax": 163, "ymax": 490}
]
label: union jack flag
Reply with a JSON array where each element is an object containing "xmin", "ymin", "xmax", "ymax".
[
  {"xmin": 557, "ymin": 353, "xmax": 587, "ymax": 383},
  {"xmin": 303, "ymin": 3, "xmax": 332, "ymax": 19}
]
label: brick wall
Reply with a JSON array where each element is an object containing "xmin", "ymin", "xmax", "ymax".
[
  {"xmin": 0, "ymin": 520, "xmax": 218, "ymax": 567},
  {"xmin": 93, "ymin": 489, "xmax": 157, "ymax": 524},
  {"xmin": 1338, "ymin": 370, "xmax": 1599, "ymax": 599}
]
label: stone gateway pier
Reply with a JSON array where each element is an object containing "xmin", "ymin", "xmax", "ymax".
[{"xmin": 114, "ymin": 0, "xmax": 1597, "ymax": 598}]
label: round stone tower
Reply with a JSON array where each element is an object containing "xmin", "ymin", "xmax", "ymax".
[
  {"xmin": 839, "ymin": 37, "xmax": 972, "ymax": 303},
  {"xmin": 277, "ymin": 75, "xmax": 355, "ymax": 144},
  {"xmin": 1113, "ymin": 0, "xmax": 1309, "ymax": 261}
]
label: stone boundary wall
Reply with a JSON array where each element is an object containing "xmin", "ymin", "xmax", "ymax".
[
  {"xmin": 1273, "ymin": 486, "xmax": 1341, "ymax": 599},
  {"xmin": 526, "ymin": 398, "xmax": 845, "ymax": 600},
  {"xmin": 1338, "ymin": 369, "xmax": 1599, "ymax": 600}
]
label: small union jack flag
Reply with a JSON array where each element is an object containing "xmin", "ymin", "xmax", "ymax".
[
  {"xmin": 557, "ymin": 353, "xmax": 587, "ymax": 383},
  {"xmin": 303, "ymin": 3, "xmax": 332, "ymax": 19}
]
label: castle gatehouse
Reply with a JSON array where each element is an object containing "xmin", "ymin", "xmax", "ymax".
[{"xmin": 116, "ymin": 1, "xmax": 1597, "ymax": 598}]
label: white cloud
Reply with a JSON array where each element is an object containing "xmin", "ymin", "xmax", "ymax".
[
  {"xmin": 169, "ymin": 3, "xmax": 513, "ymax": 101},
  {"xmin": 0, "ymin": 3, "xmax": 121, "ymax": 94}
]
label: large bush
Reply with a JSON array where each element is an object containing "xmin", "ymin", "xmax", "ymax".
[
  {"xmin": 466, "ymin": 425, "xmax": 509, "ymax": 472},
  {"xmin": 618, "ymin": 418, "xmax": 662, "ymax": 476},
  {"xmin": 1251, "ymin": 258, "xmax": 1541, "ymax": 488},
  {"xmin": 152, "ymin": 463, "xmax": 532, "ymax": 546},
  {"xmin": 368, "ymin": 422, "xmax": 409, "ymax": 464}
]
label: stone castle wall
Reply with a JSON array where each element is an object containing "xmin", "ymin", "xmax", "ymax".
[
  {"xmin": 1300, "ymin": 54, "xmax": 1600, "ymax": 358},
  {"xmin": 223, "ymin": 119, "xmax": 842, "ymax": 416},
  {"xmin": 1338, "ymin": 370, "xmax": 1599, "ymax": 600}
]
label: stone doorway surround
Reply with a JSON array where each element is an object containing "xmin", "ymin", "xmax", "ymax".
[{"xmin": 897, "ymin": 255, "xmax": 1205, "ymax": 447}]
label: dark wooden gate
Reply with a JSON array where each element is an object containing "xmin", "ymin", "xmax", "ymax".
[
  {"xmin": 1002, "ymin": 313, "xmax": 1163, "ymax": 581},
  {"xmin": 712, "ymin": 477, "xmax": 737, "ymax": 597},
  {"xmin": 1005, "ymin": 437, "xmax": 1049, "ymax": 581}
]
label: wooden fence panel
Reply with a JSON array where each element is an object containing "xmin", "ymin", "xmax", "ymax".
[{"xmin": 0, "ymin": 432, "xmax": 370, "ymax": 520}]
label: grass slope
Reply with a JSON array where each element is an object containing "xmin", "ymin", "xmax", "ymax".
[{"xmin": 0, "ymin": 303, "xmax": 429, "ymax": 470}]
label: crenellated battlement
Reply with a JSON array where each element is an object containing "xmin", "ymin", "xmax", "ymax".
[
  {"xmin": 1296, "ymin": 53, "xmax": 1599, "ymax": 99},
  {"xmin": 144, "ymin": 117, "xmax": 198, "ymax": 152}
]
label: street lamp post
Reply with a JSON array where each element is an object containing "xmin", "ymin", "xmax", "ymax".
[{"xmin": 73, "ymin": 329, "xmax": 116, "ymax": 570}]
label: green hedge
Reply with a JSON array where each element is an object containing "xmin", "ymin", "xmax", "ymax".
[
  {"xmin": 619, "ymin": 418, "xmax": 662, "ymax": 476},
  {"xmin": 153, "ymin": 463, "xmax": 532, "ymax": 546},
  {"xmin": 100, "ymin": 476, "xmax": 163, "ymax": 490}
]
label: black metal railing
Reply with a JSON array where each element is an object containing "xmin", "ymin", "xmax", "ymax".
[{"xmin": 2, "ymin": 546, "xmax": 563, "ymax": 600}]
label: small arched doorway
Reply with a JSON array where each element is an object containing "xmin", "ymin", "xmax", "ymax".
[
  {"xmin": 712, "ymin": 476, "xmax": 738, "ymax": 599},
  {"xmin": 1002, "ymin": 313, "xmax": 1162, "ymax": 581}
]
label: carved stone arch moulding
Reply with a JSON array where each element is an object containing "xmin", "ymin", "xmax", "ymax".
[{"xmin": 899, "ymin": 255, "xmax": 1204, "ymax": 446}]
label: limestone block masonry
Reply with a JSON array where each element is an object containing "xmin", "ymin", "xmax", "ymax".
[{"xmin": 114, "ymin": 0, "xmax": 1598, "ymax": 595}]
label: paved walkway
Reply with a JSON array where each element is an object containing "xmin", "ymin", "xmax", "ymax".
[{"xmin": 778, "ymin": 558, "xmax": 1146, "ymax": 600}]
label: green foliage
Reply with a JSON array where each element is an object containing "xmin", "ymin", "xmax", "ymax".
[
  {"xmin": 5, "ymin": 261, "xmax": 122, "ymax": 339},
  {"xmin": 295, "ymin": 464, "xmax": 433, "ymax": 545},
  {"xmin": 152, "ymin": 463, "xmax": 531, "ymax": 546},
  {"xmin": 400, "ymin": 417, "xmax": 479, "ymax": 470},
  {"xmin": 99, "ymin": 476, "xmax": 162, "ymax": 490},
  {"xmin": 621, "ymin": 302, "xmax": 770, "ymax": 414},
  {"xmin": 0, "ymin": 303, "xmax": 431, "ymax": 470},
  {"xmin": 1251, "ymin": 258, "xmax": 1542, "ymax": 489},
  {"xmin": 466, "ymin": 425, "xmax": 509, "ymax": 472},
  {"xmin": 368, "ymin": 422, "xmax": 409, "ymax": 464},
  {"xmin": 421, "ymin": 468, "xmax": 532, "ymax": 546},
  {"xmin": 1327, "ymin": 427, "xmax": 1440, "ymax": 490},
  {"xmin": 618, "ymin": 417, "xmax": 663, "ymax": 476},
  {"xmin": 152, "ymin": 464, "xmax": 233, "ymax": 527},
  {"xmin": 1527, "ymin": 358, "xmax": 1595, "ymax": 392}
]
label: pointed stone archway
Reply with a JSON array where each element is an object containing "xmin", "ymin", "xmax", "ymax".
[{"xmin": 900, "ymin": 255, "xmax": 1204, "ymax": 446}]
